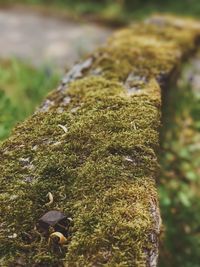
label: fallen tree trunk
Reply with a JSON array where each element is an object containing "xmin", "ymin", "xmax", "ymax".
[{"xmin": 0, "ymin": 15, "xmax": 200, "ymax": 267}]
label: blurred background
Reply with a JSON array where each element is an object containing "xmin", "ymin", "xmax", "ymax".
[{"xmin": 0, "ymin": 1, "xmax": 200, "ymax": 267}]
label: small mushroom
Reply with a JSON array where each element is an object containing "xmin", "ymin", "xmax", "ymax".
[
  {"xmin": 48, "ymin": 232, "xmax": 67, "ymax": 246},
  {"xmin": 37, "ymin": 210, "xmax": 71, "ymax": 237}
]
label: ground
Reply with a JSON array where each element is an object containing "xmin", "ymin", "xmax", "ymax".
[{"xmin": 0, "ymin": 8, "xmax": 111, "ymax": 69}]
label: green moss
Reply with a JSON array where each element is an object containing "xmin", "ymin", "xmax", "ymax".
[
  {"xmin": 0, "ymin": 15, "xmax": 200, "ymax": 266},
  {"xmin": 88, "ymin": 20, "xmax": 199, "ymax": 82},
  {"xmin": 0, "ymin": 76, "xmax": 159, "ymax": 266}
]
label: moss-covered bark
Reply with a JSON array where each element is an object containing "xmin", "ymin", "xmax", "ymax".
[{"xmin": 0, "ymin": 15, "xmax": 200, "ymax": 267}]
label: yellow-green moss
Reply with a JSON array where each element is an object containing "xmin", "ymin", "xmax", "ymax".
[{"xmin": 0, "ymin": 15, "xmax": 200, "ymax": 267}]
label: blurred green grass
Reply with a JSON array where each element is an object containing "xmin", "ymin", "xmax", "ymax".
[
  {"xmin": 1, "ymin": 0, "xmax": 200, "ymax": 24},
  {"xmin": 0, "ymin": 59, "xmax": 60, "ymax": 141},
  {"xmin": 159, "ymin": 62, "xmax": 200, "ymax": 267}
]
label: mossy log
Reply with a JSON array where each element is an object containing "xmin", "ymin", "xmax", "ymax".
[{"xmin": 0, "ymin": 15, "xmax": 200, "ymax": 267}]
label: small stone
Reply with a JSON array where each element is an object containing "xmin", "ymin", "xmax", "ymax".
[
  {"xmin": 38, "ymin": 210, "xmax": 71, "ymax": 236},
  {"xmin": 39, "ymin": 210, "xmax": 65, "ymax": 227}
]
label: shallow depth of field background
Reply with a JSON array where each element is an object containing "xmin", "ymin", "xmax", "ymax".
[{"xmin": 0, "ymin": 1, "xmax": 200, "ymax": 266}]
